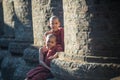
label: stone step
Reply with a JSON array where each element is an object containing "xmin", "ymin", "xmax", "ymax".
[
  {"xmin": 0, "ymin": 50, "xmax": 11, "ymax": 65},
  {"xmin": 8, "ymin": 42, "xmax": 31, "ymax": 56},
  {"xmin": 1, "ymin": 56, "xmax": 27, "ymax": 80},
  {"xmin": 0, "ymin": 38, "xmax": 14, "ymax": 49},
  {"xmin": 63, "ymin": 53, "xmax": 120, "ymax": 64},
  {"xmin": 51, "ymin": 59, "xmax": 120, "ymax": 80},
  {"xmin": 111, "ymin": 76, "xmax": 120, "ymax": 80},
  {"xmin": 23, "ymin": 45, "xmax": 40, "ymax": 64}
]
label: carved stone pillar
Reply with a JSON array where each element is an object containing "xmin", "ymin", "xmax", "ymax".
[
  {"xmin": 51, "ymin": 0, "xmax": 120, "ymax": 80},
  {"xmin": 8, "ymin": 0, "xmax": 33, "ymax": 55},
  {"xmin": 2, "ymin": 0, "xmax": 15, "ymax": 38},
  {"xmin": 0, "ymin": 0, "xmax": 15, "ymax": 49},
  {"xmin": 14, "ymin": 0, "xmax": 33, "ymax": 42},
  {"xmin": 32, "ymin": 0, "xmax": 49, "ymax": 46}
]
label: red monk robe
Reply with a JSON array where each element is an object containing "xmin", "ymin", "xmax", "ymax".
[
  {"xmin": 26, "ymin": 45, "xmax": 63, "ymax": 80},
  {"xmin": 44, "ymin": 27, "xmax": 64, "ymax": 50}
]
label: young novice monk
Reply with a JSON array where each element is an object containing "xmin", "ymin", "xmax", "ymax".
[
  {"xmin": 44, "ymin": 16, "xmax": 64, "ymax": 50},
  {"xmin": 25, "ymin": 34, "xmax": 63, "ymax": 80}
]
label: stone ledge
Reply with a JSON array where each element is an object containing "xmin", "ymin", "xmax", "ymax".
[
  {"xmin": 1, "ymin": 56, "xmax": 26, "ymax": 80},
  {"xmin": 23, "ymin": 45, "xmax": 40, "ymax": 64},
  {"xmin": 0, "ymin": 50, "xmax": 11, "ymax": 65},
  {"xmin": 51, "ymin": 59, "xmax": 120, "ymax": 80},
  {"xmin": 13, "ymin": 39, "xmax": 33, "ymax": 43},
  {"xmin": 0, "ymin": 38, "xmax": 14, "ymax": 49},
  {"xmin": 13, "ymin": 65, "xmax": 35, "ymax": 80},
  {"xmin": 8, "ymin": 42, "xmax": 31, "ymax": 56},
  {"xmin": 62, "ymin": 53, "xmax": 120, "ymax": 64},
  {"xmin": 111, "ymin": 76, "xmax": 120, "ymax": 80}
]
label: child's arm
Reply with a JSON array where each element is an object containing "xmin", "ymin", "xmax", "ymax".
[
  {"xmin": 48, "ymin": 53, "xmax": 59, "ymax": 59},
  {"xmin": 39, "ymin": 47, "xmax": 50, "ymax": 70},
  {"xmin": 48, "ymin": 45, "xmax": 63, "ymax": 59}
]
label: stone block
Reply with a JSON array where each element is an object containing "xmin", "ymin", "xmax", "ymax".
[
  {"xmin": 1, "ymin": 56, "xmax": 26, "ymax": 80},
  {"xmin": 8, "ymin": 42, "xmax": 31, "ymax": 56},
  {"xmin": 51, "ymin": 59, "xmax": 120, "ymax": 80},
  {"xmin": 0, "ymin": 50, "xmax": 11, "ymax": 69},
  {"xmin": 13, "ymin": 65, "xmax": 34, "ymax": 80},
  {"xmin": 63, "ymin": 54, "xmax": 120, "ymax": 64},
  {"xmin": 23, "ymin": 45, "xmax": 40, "ymax": 64},
  {"xmin": 0, "ymin": 38, "xmax": 14, "ymax": 49}
]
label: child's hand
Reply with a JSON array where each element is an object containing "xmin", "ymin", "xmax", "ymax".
[
  {"xmin": 48, "ymin": 56, "xmax": 54, "ymax": 60},
  {"xmin": 48, "ymin": 53, "xmax": 58, "ymax": 59},
  {"xmin": 41, "ymin": 47, "xmax": 48, "ymax": 53}
]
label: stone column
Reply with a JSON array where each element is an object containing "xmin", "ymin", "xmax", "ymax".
[
  {"xmin": 0, "ymin": 0, "xmax": 15, "ymax": 49},
  {"xmin": 8, "ymin": 0, "xmax": 33, "ymax": 55},
  {"xmin": 14, "ymin": 0, "xmax": 33, "ymax": 42},
  {"xmin": 51, "ymin": 0, "xmax": 120, "ymax": 80},
  {"xmin": 32, "ymin": 0, "xmax": 49, "ymax": 46},
  {"xmin": 2, "ymin": 0, "xmax": 14, "ymax": 38}
]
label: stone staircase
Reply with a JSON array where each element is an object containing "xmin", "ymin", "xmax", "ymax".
[
  {"xmin": 0, "ymin": 39, "xmax": 58, "ymax": 80},
  {"xmin": 0, "ymin": 36, "xmax": 59, "ymax": 79}
]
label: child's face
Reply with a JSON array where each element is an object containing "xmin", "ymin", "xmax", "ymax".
[
  {"xmin": 49, "ymin": 18, "xmax": 60, "ymax": 31},
  {"xmin": 46, "ymin": 37, "xmax": 56, "ymax": 49}
]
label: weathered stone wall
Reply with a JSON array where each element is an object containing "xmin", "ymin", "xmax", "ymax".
[
  {"xmin": 51, "ymin": 0, "xmax": 120, "ymax": 80},
  {"xmin": 2, "ymin": 0, "xmax": 33, "ymax": 41},
  {"xmin": 87, "ymin": 0, "xmax": 120, "ymax": 57},
  {"xmin": 64, "ymin": 0, "xmax": 120, "ymax": 59},
  {"xmin": 14, "ymin": 0, "xmax": 33, "ymax": 42},
  {"xmin": 64, "ymin": 0, "xmax": 88, "ymax": 56},
  {"xmin": 2, "ymin": 0, "xmax": 15, "ymax": 38},
  {"xmin": 64, "ymin": 0, "xmax": 120, "ymax": 60},
  {"xmin": 32, "ymin": 0, "xmax": 51, "ymax": 46}
]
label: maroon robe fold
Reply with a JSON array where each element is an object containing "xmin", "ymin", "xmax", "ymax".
[{"xmin": 26, "ymin": 45, "xmax": 63, "ymax": 80}]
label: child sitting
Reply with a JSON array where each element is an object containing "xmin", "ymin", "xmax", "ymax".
[{"xmin": 25, "ymin": 34, "xmax": 63, "ymax": 80}]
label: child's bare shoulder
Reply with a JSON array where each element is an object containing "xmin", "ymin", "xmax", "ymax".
[{"xmin": 44, "ymin": 31, "xmax": 52, "ymax": 36}]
